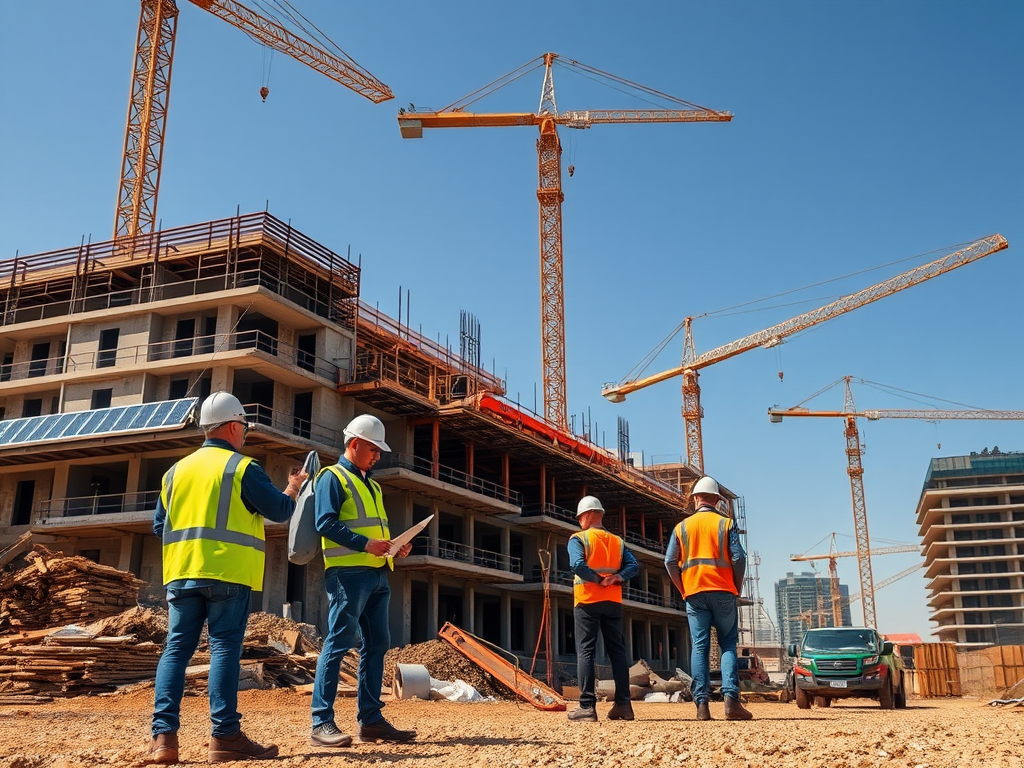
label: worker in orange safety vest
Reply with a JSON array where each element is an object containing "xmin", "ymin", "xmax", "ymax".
[
  {"xmin": 566, "ymin": 495, "xmax": 640, "ymax": 722},
  {"xmin": 664, "ymin": 476, "xmax": 753, "ymax": 722}
]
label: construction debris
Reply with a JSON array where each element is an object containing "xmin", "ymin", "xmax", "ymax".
[
  {"xmin": 0, "ymin": 544, "xmax": 142, "ymax": 633},
  {"xmin": 384, "ymin": 639, "xmax": 512, "ymax": 700}
]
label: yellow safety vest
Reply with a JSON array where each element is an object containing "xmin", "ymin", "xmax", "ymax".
[
  {"xmin": 160, "ymin": 446, "xmax": 264, "ymax": 590},
  {"xmin": 572, "ymin": 527, "xmax": 625, "ymax": 606},
  {"xmin": 673, "ymin": 510, "xmax": 736, "ymax": 597},
  {"xmin": 321, "ymin": 464, "xmax": 392, "ymax": 570}
]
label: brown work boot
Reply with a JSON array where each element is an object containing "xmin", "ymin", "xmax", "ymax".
[
  {"xmin": 695, "ymin": 700, "xmax": 712, "ymax": 720},
  {"xmin": 566, "ymin": 705, "xmax": 598, "ymax": 722},
  {"xmin": 146, "ymin": 732, "xmax": 178, "ymax": 764},
  {"xmin": 607, "ymin": 702, "xmax": 635, "ymax": 721},
  {"xmin": 725, "ymin": 696, "xmax": 754, "ymax": 721},
  {"xmin": 209, "ymin": 730, "xmax": 278, "ymax": 763},
  {"xmin": 357, "ymin": 718, "xmax": 417, "ymax": 743},
  {"xmin": 310, "ymin": 721, "xmax": 353, "ymax": 748}
]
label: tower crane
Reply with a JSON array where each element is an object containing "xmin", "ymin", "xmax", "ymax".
[
  {"xmin": 771, "ymin": 376, "xmax": 1024, "ymax": 629},
  {"xmin": 115, "ymin": 0, "xmax": 393, "ymax": 242},
  {"xmin": 601, "ymin": 235, "xmax": 1009, "ymax": 474},
  {"xmin": 791, "ymin": 535, "xmax": 920, "ymax": 627},
  {"xmin": 398, "ymin": 53, "xmax": 732, "ymax": 431},
  {"xmin": 846, "ymin": 562, "xmax": 925, "ymax": 605}
]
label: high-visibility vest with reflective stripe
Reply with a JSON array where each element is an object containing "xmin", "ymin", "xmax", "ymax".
[
  {"xmin": 673, "ymin": 510, "xmax": 737, "ymax": 597},
  {"xmin": 321, "ymin": 464, "xmax": 392, "ymax": 570},
  {"xmin": 571, "ymin": 527, "xmax": 625, "ymax": 606},
  {"xmin": 160, "ymin": 446, "xmax": 264, "ymax": 590}
]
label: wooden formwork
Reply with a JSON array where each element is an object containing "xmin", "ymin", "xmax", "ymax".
[
  {"xmin": 957, "ymin": 644, "xmax": 1024, "ymax": 696},
  {"xmin": 906, "ymin": 643, "xmax": 961, "ymax": 698}
]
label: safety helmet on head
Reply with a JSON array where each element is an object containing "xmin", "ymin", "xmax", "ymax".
[
  {"xmin": 199, "ymin": 391, "xmax": 248, "ymax": 428},
  {"xmin": 576, "ymin": 495, "xmax": 605, "ymax": 518},
  {"xmin": 691, "ymin": 476, "xmax": 721, "ymax": 498},
  {"xmin": 344, "ymin": 414, "xmax": 391, "ymax": 452}
]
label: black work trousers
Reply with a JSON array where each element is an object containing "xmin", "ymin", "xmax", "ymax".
[{"xmin": 574, "ymin": 601, "xmax": 630, "ymax": 708}]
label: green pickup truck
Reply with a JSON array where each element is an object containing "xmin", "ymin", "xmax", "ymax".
[{"xmin": 788, "ymin": 627, "xmax": 907, "ymax": 709}]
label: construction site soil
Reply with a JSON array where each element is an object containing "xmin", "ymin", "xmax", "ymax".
[{"xmin": 1, "ymin": 690, "xmax": 1021, "ymax": 768}]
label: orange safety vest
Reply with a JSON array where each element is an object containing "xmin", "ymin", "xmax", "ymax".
[
  {"xmin": 673, "ymin": 510, "xmax": 737, "ymax": 597},
  {"xmin": 571, "ymin": 527, "xmax": 625, "ymax": 606}
]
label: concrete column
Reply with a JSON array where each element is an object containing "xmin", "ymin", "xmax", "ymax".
[
  {"xmin": 427, "ymin": 574, "xmax": 439, "ymax": 638},
  {"xmin": 661, "ymin": 624, "xmax": 670, "ymax": 669},
  {"xmin": 467, "ymin": 584, "xmax": 476, "ymax": 634},
  {"xmin": 51, "ymin": 463, "xmax": 70, "ymax": 502},
  {"xmin": 501, "ymin": 591, "xmax": 512, "ymax": 650},
  {"xmin": 501, "ymin": 527, "xmax": 511, "ymax": 572},
  {"xmin": 550, "ymin": 596, "xmax": 560, "ymax": 657},
  {"xmin": 117, "ymin": 533, "xmax": 136, "ymax": 572},
  {"xmin": 125, "ymin": 454, "xmax": 142, "ymax": 496}
]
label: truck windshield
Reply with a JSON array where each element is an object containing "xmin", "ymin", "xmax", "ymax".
[{"xmin": 802, "ymin": 629, "xmax": 877, "ymax": 653}]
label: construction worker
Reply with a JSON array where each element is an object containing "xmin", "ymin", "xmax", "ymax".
[
  {"xmin": 664, "ymin": 476, "xmax": 752, "ymax": 721},
  {"xmin": 566, "ymin": 495, "xmax": 639, "ymax": 722},
  {"xmin": 149, "ymin": 391, "xmax": 305, "ymax": 764},
  {"xmin": 310, "ymin": 414, "xmax": 415, "ymax": 747}
]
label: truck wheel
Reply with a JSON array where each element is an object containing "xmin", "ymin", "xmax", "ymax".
[
  {"xmin": 795, "ymin": 685, "xmax": 811, "ymax": 710},
  {"xmin": 878, "ymin": 678, "xmax": 894, "ymax": 709},
  {"xmin": 814, "ymin": 696, "xmax": 832, "ymax": 708},
  {"xmin": 895, "ymin": 674, "xmax": 907, "ymax": 709}
]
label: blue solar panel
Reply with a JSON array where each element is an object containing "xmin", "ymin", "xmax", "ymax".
[{"xmin": 0, "ymin": 398, "xmax": 199, "ymax": 448}]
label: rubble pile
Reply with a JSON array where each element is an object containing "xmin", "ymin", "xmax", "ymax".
[
  {"xmin": 0, "ymin": 625, "xmax": 161, "ymax": 705},
  {"xmin": 0, "ymin": 542, "xmax": 142, "ymax": 633},
  {"xmin": 384, "ymin": 640, "xmax": 512, "ymax": 700}
]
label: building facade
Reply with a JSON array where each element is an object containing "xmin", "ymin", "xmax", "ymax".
[
  {"xmin": 0, "ymin": 213, "xmax": 709, "ymax": 676},
  {"xmin": 774, "ymin": 571, "xmax": 852, "ymax": 648},
  {"xmin": 916, "ymin": 450, "xmax": 1024, "ymax": 648}
]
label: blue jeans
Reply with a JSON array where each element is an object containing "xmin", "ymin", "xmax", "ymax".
[
  {"xmin": 152, "ymin": 582, "xmax": 251, "ymax": 737},
  {"xmin": 686, "ymin": 590, "xmax": 739, "ymax": 703},
  {"xmin": 312, "ymin": 567, "xmax": 390, "ymax": 727}
]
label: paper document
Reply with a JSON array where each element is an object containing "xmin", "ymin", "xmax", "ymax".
[{"xmin": 388, "ymin": 514, "xmax": 434, "ymax": 554}]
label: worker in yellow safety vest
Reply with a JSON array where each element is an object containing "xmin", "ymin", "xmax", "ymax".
[
  {"xmin": 664, "ymin": 475, "xmax": 753, "ymax": 722},
  {"xmin": 309, "ymin": 414, "xmax": 416, "ymax": 747},
  {"xmin": 566, "ymin": 495, "xmax": 640, "ymax": 722},
  {"xmin": 150, "ymin": 392, "xmax": 305, "ymax": 764}
]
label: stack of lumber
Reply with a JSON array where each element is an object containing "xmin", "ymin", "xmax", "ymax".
[
  {"xmin": 0, "ymin": 541, "xmax": 142, "ymax": 633},
  {"xmin": 0, "ymin": 625, "xmax": 161, "ymax": 704}
]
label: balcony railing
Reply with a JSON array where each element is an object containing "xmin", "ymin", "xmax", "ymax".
[
  {"xmin": 623, "ymin": 530, "xmax": 666, "ymax": 555},
  {"xmin": 244, "ymin": 402, "xmax": 342, "ymax": 448},
  {"xmin": 380, "ymin": 452, "xmax": 522, "ymax": 506},
  {"xmin": 409, "ymin": 537, "xmax": 522, "ymax": 574},
  {"xmin": 0, "ymin": 330, "xmax": 345, "ymax": 386},
  {"xmin": 523, "ymin": 569, "xmax": 681, "ymax": 610},
  {"xmin": 35, "ymin": 490, "xmax": 161, "ymax": 522},
  {"xmin": 520, "ymin": 503, "xmax": 577, "ymax": 525}
]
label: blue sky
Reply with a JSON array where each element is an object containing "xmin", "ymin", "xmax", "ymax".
[{"xmin": 2, "ymin": 1, "xmax": 1022, "ymax": 640}]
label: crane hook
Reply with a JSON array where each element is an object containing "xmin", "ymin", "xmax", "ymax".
[
  {"xmin": 567, "ymin": 164, "xmax": 575, "ymax": 177},
  {"xmin": 259, "ymin": 86, "xmax": 270, "ymax": 102}
]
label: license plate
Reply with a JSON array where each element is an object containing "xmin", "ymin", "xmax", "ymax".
[{"xmin": 829, "ymin": 680, "xmax": 848, "ymax": 689}]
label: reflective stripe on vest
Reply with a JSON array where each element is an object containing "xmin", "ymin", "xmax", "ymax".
[
  {"xmin": 321, "ymin": 464, "xmax": 392, "ymax": 570},
  {"xmin": 160, "ymin": 446, "xmax": 264, "ymax": 589},
  {"xmin": 572, "ymin": 527, "xmax": 625, "ymax": 606},
  {"xmin": 675, "ymin": 511, "xmax": 736, "ymax": 596}
]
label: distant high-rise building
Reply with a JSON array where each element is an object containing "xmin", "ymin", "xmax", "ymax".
[
  {"xmin": 774, "ymin": 571, "xmax": 852, "ymax": 648},
  {"xmin": 915, "ymin": 449, "xmax": 1024, "ymax": 648}
]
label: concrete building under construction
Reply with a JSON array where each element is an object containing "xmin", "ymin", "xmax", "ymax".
[
  {"xmin": 916, "ymin": 449, "xmax": 1024, "ymax": 648},
  {"xmin": 0, "ymin": 212, "xmax": 721, "ymax": 676}
]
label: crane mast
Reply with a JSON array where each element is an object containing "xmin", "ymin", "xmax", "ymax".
[
  {"xmin": 775, "ymin": 375, "xmax": 1024, "ymax": 628},
  {"xmin": 400, "ymin": 53, "xmax": 731, "ymax": 431},
  {"xmin": 603, "ymin": 234, "xmax": 1010, "ymax": 473},
  {"xmin": 115, "ymin": 0, "xmax": 392, "ymax": 242}
]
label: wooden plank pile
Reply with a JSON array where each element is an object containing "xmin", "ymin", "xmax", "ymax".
[
  {"xmin": 0, "ymin": 540, "xmax": 143, "ymax": 633},
  {"xmin": 0, "ymin": 625, "xmax": 161, "ymax": 704}
]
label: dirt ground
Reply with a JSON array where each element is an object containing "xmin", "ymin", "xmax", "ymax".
[{"xmin": 0, "ymin": 690, "xmax": 1021, "ymax": 768}]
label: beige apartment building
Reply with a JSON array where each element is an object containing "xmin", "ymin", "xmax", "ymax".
[
  {"xmin": 916, "ymin": 450, "xmax": 1024, "ymax": 648},
  {"xmin": 0, "ymin": 212, "xmax": 708, "ymax": 676}
]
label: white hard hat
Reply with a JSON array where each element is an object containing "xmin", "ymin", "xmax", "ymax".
[
  {"xmin": 576, "ymin": 495, "xmax": 605, "ymax": 518},
  {"xmin": 692, "ymin": 476, "xmax": 721, "ymax": 498},
  {"xmin": 344, "ymin": 414, "xmax": 391, "ymax": 452},
  {"xmin": 199, "ymin": 392, "xmax": 248, "ymax": 428}
]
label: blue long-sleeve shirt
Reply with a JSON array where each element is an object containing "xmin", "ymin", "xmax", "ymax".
[
  {"xmin": 664, "ymin": 505, "xmax": 746, "ymax": 599},
  {"xmin": 153, "ymin": 438, "xmax": 297, "ymax": 588},
  {"xmin": 568, "ymin": 529, "xmax": 640, "ymax": 586},
  {"xmin": 313, "ymin": 456, "xmax": 382, "ymax": 556}
]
